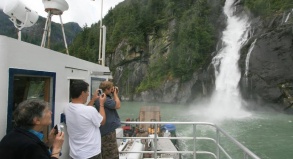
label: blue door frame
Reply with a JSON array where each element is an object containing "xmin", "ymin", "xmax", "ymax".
[{"xmin": 7, "ymin": 68, "xmax": 56, "ymax": 133}]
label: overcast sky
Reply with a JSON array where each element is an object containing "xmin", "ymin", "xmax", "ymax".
[{"xmin": 0, "ymin": 0, "xmax": 124, "ymax": 27}]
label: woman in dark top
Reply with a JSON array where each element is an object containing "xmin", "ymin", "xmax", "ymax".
[{"xmin": 0, "ymin": 99, "xmax": 64, "ymax": 159}]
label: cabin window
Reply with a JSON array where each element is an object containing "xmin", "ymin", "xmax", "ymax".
[
  {"xmin": 7, "ymin": 68, "xmax": 56, "ymax": 142},
  {"xmin": 91, "ymin": 77, "xmax": 106, "ymax": 98},
  {"xmin": 69, "ymin": 80, "xmax": 75, "ymax": 102},
  {"xmin": 68, "ymin": 78, "xmax": 106, "ymax": 103}
]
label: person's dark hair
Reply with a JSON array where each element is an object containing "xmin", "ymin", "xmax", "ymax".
[
  {"xmin": 14, "ymin": 99, "xmax": 48, "ymax": 129},
  {"xmin": 70, "ymin": 80, "xmax": 89, "ymax": 99}
]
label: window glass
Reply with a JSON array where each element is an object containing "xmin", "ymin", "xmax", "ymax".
[
  {"xmin": 91, "ymin": 78, "xmax": 106, "ymax": 97},
  {"xmin": 7, "ymin": 69, "xmax": 56, "ymax": 138}
]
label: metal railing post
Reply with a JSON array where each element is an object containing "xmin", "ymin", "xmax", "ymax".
[
  {"xmin": 193, "ymin": 124, "xmax": 197, "ymax": 159},
  {"xmin": 244, "ymin": 152, "xmax": 248, "ymax": 159},
  {"xmin": 216, "ymin": 129, "xmax": 220, "ymax": 159},
  {"xmin": 154, "ymin": 123, "xmax": 158, "ymax": 159}
]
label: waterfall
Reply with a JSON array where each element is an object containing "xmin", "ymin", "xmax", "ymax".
[
  {"xmin": 284, "ymin": 9, "xmax": 293, "ymax": 23},
  {"xmin": 244, "ymin": 39, "xmax": 257, "ymax": 85},
  {"xmin": 285, "ymin": 13, "xmax": 291, "ymax": 23},
  {"xmin": 204, "ymin": 0, "xmax": 251, "ymax": 120}
]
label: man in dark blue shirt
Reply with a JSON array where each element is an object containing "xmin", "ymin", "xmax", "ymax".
[{"xmin": 95, "ymin": 81, "xmax": 121, "ymax": 159}]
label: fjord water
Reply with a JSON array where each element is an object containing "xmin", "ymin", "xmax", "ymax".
[{"xmin": 118, "ymin": 102, "xmax": 293, "ymax": 159}]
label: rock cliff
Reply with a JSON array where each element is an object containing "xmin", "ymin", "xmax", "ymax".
[
  {"xmin": 239, "ymin": 9, "xmax": 293, "ymax": 109},
  {"xmin": 111, "ymin": 0, "xmax": 224, "ymax": 104}
]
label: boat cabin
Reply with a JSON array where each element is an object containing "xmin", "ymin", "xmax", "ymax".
[{"xmin": 0, "ymin": 35, "xmax": 112, "ymax": 159}]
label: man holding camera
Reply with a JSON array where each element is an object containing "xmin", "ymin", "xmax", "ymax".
[
  {"xmin": 65, "ymin": 80, "xmax": 106, "ymax": 159},
  {"xmin": 95, "ymin": 81, "xmax": 121, "ymax": 159}
]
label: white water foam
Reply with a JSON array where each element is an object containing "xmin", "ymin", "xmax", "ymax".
[{"xmin": 201, "ymin": 0, "xmax": 251, "ymax": 121}]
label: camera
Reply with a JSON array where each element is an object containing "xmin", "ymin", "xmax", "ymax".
[
  {"xmin": 54, "ymin": 124, "xmax": 64, "ymax": 135},
  {"xmin": 53, "ymin": 124, "xmax": 61, "ymax": 135},
  {"xmin": 98, "ymin": 89, "xmax": 103, "ymax": 95}
]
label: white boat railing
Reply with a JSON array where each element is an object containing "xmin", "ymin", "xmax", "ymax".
[{"xmin": 118, "ymin": 121, "xmax": 261, "ymax": 159}]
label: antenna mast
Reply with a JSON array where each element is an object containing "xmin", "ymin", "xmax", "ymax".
[
  {"xmin": 41, "ymin": 0, "xmax": 69, "ymax": 54},
  {"xmin": 98, "ymin": 0, "xmax": 106, "ymax": 66}
]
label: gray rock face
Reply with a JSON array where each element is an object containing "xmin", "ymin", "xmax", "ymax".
[
  {"xmin": 239, "ymin": 12, "xmax": 293, "ymax": 107},
  {"xmin": 134, "ymin": 71, "xmax": 213, "ymax": 104},
  {"xmin": 241, "ymin": 25, "xmax": 293, "ymax": 103}
]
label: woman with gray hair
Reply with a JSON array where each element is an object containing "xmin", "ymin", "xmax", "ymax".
[{"xmin": 0, "ymin": 99, "xmax": 64, "ymax": 159}]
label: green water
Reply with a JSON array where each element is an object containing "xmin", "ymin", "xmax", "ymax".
[{"xmin": 118, "ymin": 101, "xmax": 293, "ymax": 159}]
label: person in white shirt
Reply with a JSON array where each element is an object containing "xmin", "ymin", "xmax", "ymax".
[{"xmin": 64, "ymin": 80, "xmax": 106, "ymax": 159}]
